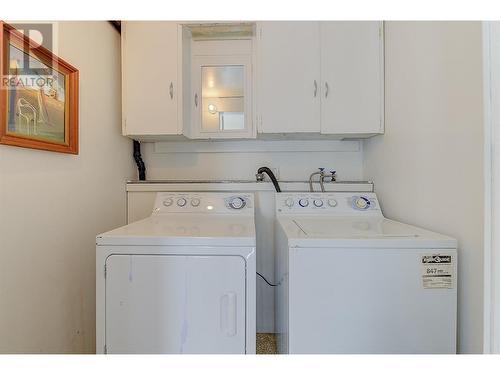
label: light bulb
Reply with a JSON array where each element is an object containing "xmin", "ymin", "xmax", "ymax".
[{"xmin": 208, "ymin": 104, "xmax": 217, "ymax": 114}]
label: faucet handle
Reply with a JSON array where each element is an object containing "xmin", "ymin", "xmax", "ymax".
[{"xmin": 330, "ymin": 170, "xmax": 337, "ymax": 182}]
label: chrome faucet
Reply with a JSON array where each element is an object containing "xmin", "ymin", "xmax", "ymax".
[
  {"xmin": 309, "ymin": 168, "xmax": 337, "ymax": 192},
  {"xmin": 309, "ymin": 168, "xmax": 325, "ymax": 192}
]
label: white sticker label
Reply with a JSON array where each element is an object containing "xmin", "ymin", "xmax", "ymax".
[{"xmin": 421, "ymin": 254, "xmax": 454, "ymax": 289}]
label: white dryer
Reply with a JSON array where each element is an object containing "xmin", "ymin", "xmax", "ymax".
[
  {"xmin": 96, "ymin": 192, "xmax": 256, "ymax": 354},
  {"xmin": 275, "ymin": 192, "xmax": 457, "ymax": 354}
]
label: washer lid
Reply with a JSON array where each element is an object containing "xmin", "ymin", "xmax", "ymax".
[
  {"xmin": 280, "ymin": 217, "xmax": 456, "ymax": 248},
  {"xmin": 96, "ymin": 214, "xmax": 256, "ymax": 247}
]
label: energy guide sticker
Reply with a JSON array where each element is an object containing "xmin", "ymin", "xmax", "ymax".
[{"xmin": 421, "ymin": 254, "xmax": 454, "ymax": 289}]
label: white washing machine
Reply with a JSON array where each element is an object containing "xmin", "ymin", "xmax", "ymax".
[
  {"xmin": 96, "ymin": 192, "xmax": 256, "ymax": 354},
  {"xmin": 275, "ymin": 192, "xmax": 457, "ymax": 354}
]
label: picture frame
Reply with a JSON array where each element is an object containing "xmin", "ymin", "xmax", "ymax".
[{"xmin": 0, "ymin": 21, "xmax": 79, "ymax": 154}]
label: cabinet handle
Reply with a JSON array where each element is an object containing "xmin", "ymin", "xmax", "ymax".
[
  {"xmin": 169, "ymin": 82, "xmax": 173, "ymax": 100},
  {"xmin": 313, "ymin": 80, "xmax": 318, "ymax": 97},
  {"xmin": 194, "ymin": 93, "xmax": 198, "ymax": 107},
  {"xmin": 325, "ymin": 82, "xmax": 329, "ymax": 98}
]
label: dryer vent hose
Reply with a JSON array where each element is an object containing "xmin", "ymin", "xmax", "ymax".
[{"xmin": 133, "ymin": 140, "xmax": 146, "ymax": 181}]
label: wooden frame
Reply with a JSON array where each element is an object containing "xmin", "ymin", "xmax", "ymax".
[{"xmin": 0, "ymin": 21, "xmax": 79, "ymax": 154}]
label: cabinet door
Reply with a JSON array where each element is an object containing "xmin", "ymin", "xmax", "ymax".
[
  {"xmin": 105, "ymin": 254, "xmax": 246, "ymax": 354},
  {"xmin": 256, "ymin": 22, "xmax": 321, "ymax": 133},
  {"xmin": 122, "ymin": 22, "xmax": 181, "ymax": 136},
  {"xmin": 320, "ymin": 21, "xmax": 384, "ymax": 135},
  {"xmin": 189, "ymin": 39, "xmax": 255, "ymax": 139}
]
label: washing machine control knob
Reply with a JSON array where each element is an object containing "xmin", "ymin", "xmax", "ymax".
[
  {"xmin": 163, "ymin": 198, "xmax": 173, "ymax": 207},
  {"xmin": 299, "ymin": 198, "xmax": 309, "ymax": 207},
  {"xmin": 229, "ymin": 197, "xmax": 246, "ymax": 209},
  {"xmin": 328, "ymin": 199, "xmax": 338, "ymax": 207},
  {"xmin": 177, "ymin": 198, "xmax": 187, "ymax": 207},
  {"xmin": 313, "ymin": 199, "xmax": 324, "ymax": 207},
  {"xmin": 190, "ymin": 198, "xmax": 200, "ymax": 207},
  {"xmin": 284, "ymin": 198, "xmax": 294, "ymax": 207},
  {"xmin": 354, "ymin": 197, "xmax": 370, "ymax": 210}
]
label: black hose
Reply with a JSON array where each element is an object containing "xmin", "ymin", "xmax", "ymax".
[
  {"xmin": 133, "ymin": 140, "xmax": 146, "ymax": 181},
  {"xmin": 257, "ymin": 167, "xmax": 281, "ymax": 192},
  {"xmin": 257, "ymin": 272, "xmax": 278, "ymax": 287}
]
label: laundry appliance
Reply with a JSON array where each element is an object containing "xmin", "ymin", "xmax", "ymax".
[
  {"xmin": 96, "ymin": 192, "xmax": 256, "ymax": 354},
  {"xmin": 275, "ymin": 192, "xmax": 457, "ymax": 354}
]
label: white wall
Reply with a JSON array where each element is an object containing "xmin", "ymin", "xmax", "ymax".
[
  {"xmin": 141, "ymin": 142, "xmax": 364, "ymax": 181},
  {"xmin": 364, "ymin": 21, "xmax": 484, "ymax": 353},
  {"xmin": 0, "ymin": 22, "xmax": 135, "ymax": 353}
]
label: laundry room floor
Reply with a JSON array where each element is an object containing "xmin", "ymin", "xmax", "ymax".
[{"xmin": 256, "ymin": 333, "xmax": 277, "ymax": 354}]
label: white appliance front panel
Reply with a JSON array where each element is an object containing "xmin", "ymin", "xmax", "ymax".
[
  {"xmin": 276, "ymin": 192, "xmax": 382, "ymax": 216},
  {"xmin": 105, "ymin": 254, "xmax": 246, "ymax": 354},
  {"xmin": 152, "ymin": 192, "xmax": 254, "ymax": 215},
  {"xmin": 282, "ymin": 246, "xmax": 457, "ymax": 354},
  {"xmin": 126, "ymin": 182, "xmax": 374, "ymax": 333}
]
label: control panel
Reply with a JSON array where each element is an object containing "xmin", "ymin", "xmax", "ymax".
[
  {"xmin": 276, "ymin": 192, "xmax": 382, "ymax": 216},
  {"xmin": 152, "ymin": 192, "xmax": 254, "ymax": 215}
]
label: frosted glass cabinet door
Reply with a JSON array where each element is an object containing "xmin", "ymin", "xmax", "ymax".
[
  {"xmin": 122, "ymin": 22, "xmax": 181, "ymax": 136},
  {"xmin": 320, "ymin": 21, "xmax": 384, "ymax": 135},
  {"xmin": 256, "ymin": 22, "xmax": 321, "ymax": 133},
  {"xmin": 105, "ymin": 254, "xmax": 246, "ymax": 354}
]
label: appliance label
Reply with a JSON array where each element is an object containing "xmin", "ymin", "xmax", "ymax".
[{"xmin": 421, "ymin": 254, "xmax": 454, "ymax": 289}]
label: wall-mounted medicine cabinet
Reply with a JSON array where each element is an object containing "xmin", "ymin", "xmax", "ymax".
[
  {"xmin": 188, "ymin": 39, "xmax": 254, "ymax": 139},
  {"xmin": 183, "ymin": 26, "xmax": 255, "ymax": 139}
]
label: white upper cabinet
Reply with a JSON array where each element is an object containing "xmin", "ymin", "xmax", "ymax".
[
  {"xmin": 256, "ymin": 22, "xmax": 321, "ymax": 133},
  {"xmin": 122, "ymin": 22, "xmax": 182, "ymax": 138},
  {"xmin": 320, "ymin": 21, "xmax": 384, "ymax": 136},
  {"xmin": 121, "ymin": 21, "xmax": 384, "ymax": 140},
  {"xmin": 256, "ymin": 21, "xmax": 384, "ymax": 138}
]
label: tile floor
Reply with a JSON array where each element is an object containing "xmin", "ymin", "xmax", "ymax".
[{"xmin": 256, "ymin": 333, "xmax": 277, "ymax": 354}]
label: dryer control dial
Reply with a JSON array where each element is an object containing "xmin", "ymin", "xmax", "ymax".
[
  {"xmin": 229, "ymin": 197, "xmax": 246, "ymax": 209},
  {"xmin": 284, "ymin": 198, "xmax": 294, "ymax": 207},
  {"xmin": 163, "ymin": 198, "xmax": 173, "ymax": 207},
  {"xmin": 177, "ymin": 198, "xmax": 187, "ymax": 207},
  {"xmin": 190, "ymin": 198, "xmax": 201, "ymax": 207}
]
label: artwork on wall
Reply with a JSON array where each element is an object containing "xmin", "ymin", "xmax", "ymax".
[{"xmin": 0, "ymin": 21, "xmax": 79, "ymax": 154}]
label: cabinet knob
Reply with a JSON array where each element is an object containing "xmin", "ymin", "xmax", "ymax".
[
  {"xmin": 325, "ymin": 82, "xmax": 329, "ymax": 98},
  {"xmin": 313, "ymin": 80, "xmax": 318, "ymax": 97},
  {"xmin": 194, "ymin": 93, "xmax": 198, "ymax": 107},
  {"xmin": 169, "ymin": 82, "xmax": 173, "ymax": 100}
]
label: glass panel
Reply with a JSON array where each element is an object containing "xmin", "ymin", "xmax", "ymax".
[
  {"xmin": 201, "ymin": 65, "xmax": 245, "ymax": 132},
  {"xmin": 7, "ymin": 44, "xmax": 67, "ymax": 144}
]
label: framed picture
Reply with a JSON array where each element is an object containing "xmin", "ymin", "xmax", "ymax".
[{"xmin": 0, "ymin": 21, "xmax": 79, "ymax": 154}]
